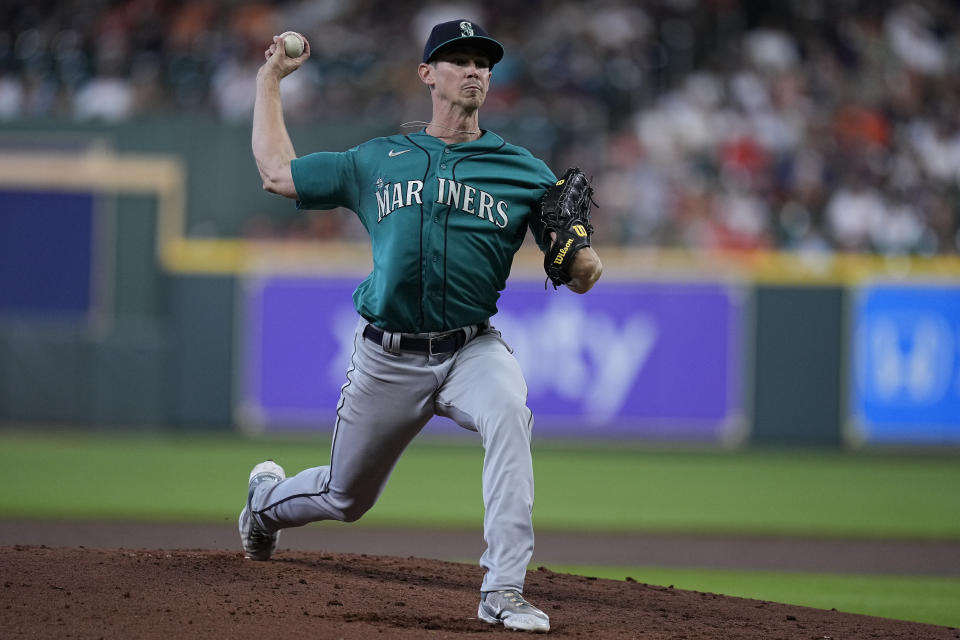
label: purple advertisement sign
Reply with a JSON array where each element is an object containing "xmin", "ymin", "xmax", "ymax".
[
  {"xmin": 238, "ymin": 276, "xmax": 743, "ymax": 442},
  {"xmin": 495, "ymin": 280, "xmax": 742, "ymax": 439}
]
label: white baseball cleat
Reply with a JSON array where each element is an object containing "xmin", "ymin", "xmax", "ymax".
[
  {"xmin": 478, "ymin": 590, "xmax": 550, "ymax": 633},
  {"xmin": 238, "ymin": 460, "xmax": 285, "ymax": 561}
]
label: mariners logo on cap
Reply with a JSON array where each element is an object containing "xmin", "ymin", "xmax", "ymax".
[{"xmin": 422, "ymin": 19, "xmax": 504, "ymax": 65}]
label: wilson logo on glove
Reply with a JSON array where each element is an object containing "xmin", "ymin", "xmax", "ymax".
[{"xmin": 553, "ymin": 238, "xmax": 575, "ymax": 265}]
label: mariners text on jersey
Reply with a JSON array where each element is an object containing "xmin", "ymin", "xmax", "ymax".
[{"xmin": 377, "ymin": 177, "xmax": 510, "ymax": 228}]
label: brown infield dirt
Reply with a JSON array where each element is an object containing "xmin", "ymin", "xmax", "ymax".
[{"xmin": 3, "ymin": 525, "xmax": 960, "ymax": 640}]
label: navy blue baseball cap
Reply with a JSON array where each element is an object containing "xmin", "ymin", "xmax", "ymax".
[{"xmin": 422, "ymin": 19, "xmax": 504, "ymax": 67}]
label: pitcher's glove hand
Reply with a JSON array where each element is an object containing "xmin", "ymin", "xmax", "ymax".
[{"xmin": 540, "ymin": 167, "xmax": 596, "ymax": 289}]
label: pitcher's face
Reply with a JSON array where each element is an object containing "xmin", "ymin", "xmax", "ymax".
[{"xmin": 421, "ymin": 47, "xmax": 492, "ymax": 111}]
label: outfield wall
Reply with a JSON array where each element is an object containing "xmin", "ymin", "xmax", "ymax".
[{"xmin": 1, "ymin": 120, "xmax": 959, "ymax": 446}]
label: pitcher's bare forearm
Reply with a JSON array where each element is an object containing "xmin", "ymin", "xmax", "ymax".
[{"xmin": 252, "ymin": 72, "xmax": 297, "ymax": 197}]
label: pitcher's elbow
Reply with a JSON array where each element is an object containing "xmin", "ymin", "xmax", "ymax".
[{"xmin": 259, "ymin": 171, "xmax": 296, "ymax": 199}]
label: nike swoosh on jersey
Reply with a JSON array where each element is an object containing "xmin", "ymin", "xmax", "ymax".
[{"xmin": 388, "ymin": 149, "xmax": 412, "ymax": 157}]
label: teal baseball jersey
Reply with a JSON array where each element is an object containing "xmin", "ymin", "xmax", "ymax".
[{"xmin": 291, "ymin": 130, "xmax": 555, "ymax": 333}]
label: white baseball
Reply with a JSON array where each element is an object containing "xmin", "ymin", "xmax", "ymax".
[{"xmin": 280, "ymin": 31, "xmax": 304, "ymax": 58}]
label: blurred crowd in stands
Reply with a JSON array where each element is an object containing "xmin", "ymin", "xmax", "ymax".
[{"xmin": 2, "ymin": 0, "xmax": 960, "ymax": 254}]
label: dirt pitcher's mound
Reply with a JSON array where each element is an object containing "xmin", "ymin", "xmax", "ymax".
[{"xmin": 2, "ymin": 546, "xmax": 956, "ymax": 639}]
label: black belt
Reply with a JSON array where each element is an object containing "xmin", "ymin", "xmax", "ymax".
[{"xmin": 362, "ymin": 324, "xmax": 479, "ymax": 355}]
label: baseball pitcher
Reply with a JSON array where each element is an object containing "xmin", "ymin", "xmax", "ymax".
[{"xmin": 240, "ymin": 19, "xmax": 603, "ymax": 633}]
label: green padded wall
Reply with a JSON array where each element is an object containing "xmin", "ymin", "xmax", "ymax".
[{"xmin": 751, "ymin": 286, "xmax": 846, "ymax": 447}]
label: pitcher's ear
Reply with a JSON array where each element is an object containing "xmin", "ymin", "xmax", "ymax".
[{"xmin": 418, "ymin": 62, "xmax": 435, "ymax": 87}]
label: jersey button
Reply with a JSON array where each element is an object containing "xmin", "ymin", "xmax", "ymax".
[{"xmin": 440, "ymin": 163, "xmax": 447, "ymax": 169}]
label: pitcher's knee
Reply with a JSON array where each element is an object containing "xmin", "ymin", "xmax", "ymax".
[
  {"xmin": 341, "ymin": 508, "xmax": 367, "ymax": 523},
  {"xmin": 487, "ymin": 393, "xmax": 529, "ymax": 421},
  {"xmin": 482, "ymin": 403, "xmax": 533, "ymax": 440},
  {"xmin": 329, "ymin": 491, "xmax": 377, "ymax": 523}
]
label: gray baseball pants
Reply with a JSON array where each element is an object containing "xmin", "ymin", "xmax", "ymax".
[{"xmin": 250, "ymin": 318, "xmax": 536, "ymax": 593}]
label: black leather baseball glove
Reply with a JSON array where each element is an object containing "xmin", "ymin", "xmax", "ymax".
[{"xmin": 539, "ymin": 167, "xmax": 596, "ymax": 289}]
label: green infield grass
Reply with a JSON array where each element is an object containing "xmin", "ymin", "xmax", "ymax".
[
  {"xmin": 546, "ymin": 565, "xmax": 960, "ymax": 629},
  {"xmin": 0, "ymin": 430, "xmax": 957, "ymax": 540}
]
